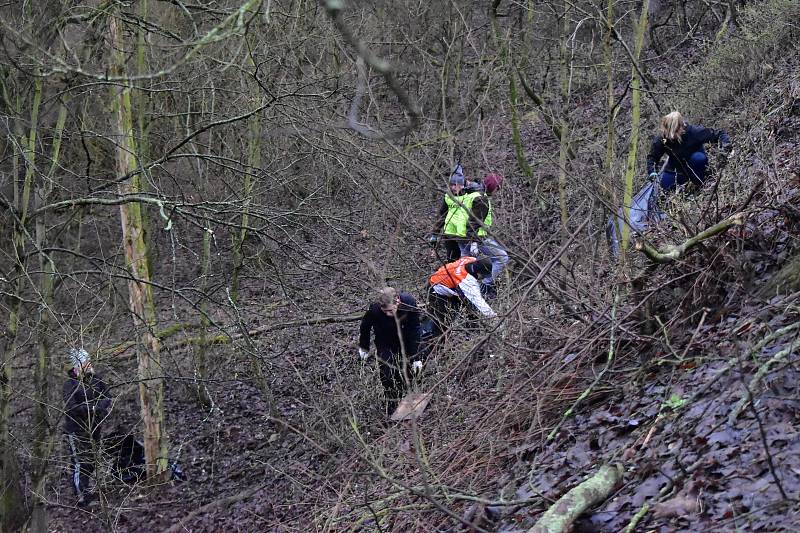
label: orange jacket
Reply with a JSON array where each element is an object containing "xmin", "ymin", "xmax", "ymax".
[{"xmin": 429, "ymin": 257, "xmax": 477, "ymax": 289}]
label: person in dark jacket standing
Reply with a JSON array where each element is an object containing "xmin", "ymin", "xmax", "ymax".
[
  {"xmin": 63, "ymin": 348, "xmax": 111, "ymax": 505},
  {"xmin": 358, "ymin": 287, "xmax": 422, "ymax": 417},
  {"xmin": 647, "ymin": 111, "xmax": 732, "ymax": 191},
  {"xmin": 465, "ymin": 173, "xmax": 508, "ymax": 299}
]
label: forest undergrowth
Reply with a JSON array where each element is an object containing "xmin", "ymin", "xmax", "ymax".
[{"xmin": 2, "ymin": 0, "xmax": 796, "ymax": 532}]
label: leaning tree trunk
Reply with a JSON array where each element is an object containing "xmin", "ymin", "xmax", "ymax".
[{"xmin": 108, "ymin": 12, "xmax": 168, "ymax": 478}]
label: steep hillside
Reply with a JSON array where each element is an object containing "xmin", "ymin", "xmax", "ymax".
[{"xmin": 0, "ymin": 0, "xmax": 796, "ymax": 532}]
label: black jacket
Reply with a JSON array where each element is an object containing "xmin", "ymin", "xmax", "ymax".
[
  {"xmin": 466, "ymin": 192, "xmax": 491, "ymax": 240},
  {"xmin": 646, "ymin": 124, "xmax": 731, "ymax": 175},
  {"xmin": 359, "ymin": 292, "xmax": 421, "ymax": 362},
  {"xmin": 63, "ymin": 369, "xmax": 111, "ymax": 436}
]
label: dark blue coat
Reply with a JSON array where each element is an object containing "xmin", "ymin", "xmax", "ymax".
[
  {"xmin": 358, "ymin": 292, "xmax": 421, "ymax": 362},
  {"xmin": 647, "ymin": 124, "xmax": 730, "ymax": 175}
]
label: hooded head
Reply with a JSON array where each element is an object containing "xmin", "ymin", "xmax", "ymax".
[
  {"xmin": 69, "ymin": 348, "xmax": 92, "ymax": 374},
  {"xmin": 484, "ymin": 174, "xmax": 503, "ymax": 194}
]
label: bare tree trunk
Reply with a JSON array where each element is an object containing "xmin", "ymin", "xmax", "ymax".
[
  {"xmin": 28, "ymin": 99, "xmax": 67, "ymax": 533},
  {"xmin": 108, "ymin": 12, "xmax": 169, "ymax": 478},
  {"xmin": 603, "ymin": 0, "xmax": 617, "ymax": 203},
  {"xmin": 1, "ymin": 76, "xmax": 41, "ymax": 532},
  {"xmin": 557, "ymin": 1, "xmax": 572, "ymax": 230},
  {"xmin": 232, "ymin": 52, "xmax": 261, "ymax": 301},
  {"xmin": 490, "ymin": 6, "xmax": 534, "ymax": 185},
  {"xmin": 619, "ymin": 1, "xmax": 650, "ymax": 256},
  {"xmin": 195, "ymin": 220, "xmax": 214, "ymax": 407}
]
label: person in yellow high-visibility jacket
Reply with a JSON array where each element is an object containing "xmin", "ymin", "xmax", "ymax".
[{"xmin": 431, "ymin": 166, "xmax": 484, "ymax": 261}]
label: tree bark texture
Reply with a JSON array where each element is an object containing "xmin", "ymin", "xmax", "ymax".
[
  {"xmin": 620, "ymin": 0, "xmax": 650, "ymax": 256},
  {"xmin": 529, "ymin": 464, "xmax": 623, "ymax": 533},
  {"xmin": 109, "ymin": 13, "xmax": 168, "ymax": 477}
]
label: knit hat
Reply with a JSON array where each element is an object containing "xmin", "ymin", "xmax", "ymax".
[
  {"xmin": 69, "ymin": 348, "xmax": 90, "ymax": 370},
  {"xmin": 450, "ymin": 164, "xmax": 465, "ymax": 185},
  {"xmin": 484, "ymin": 174, "xmax": 504, "ymax": 193}
]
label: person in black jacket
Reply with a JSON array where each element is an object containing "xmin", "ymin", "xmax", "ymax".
[
  {"xmin": 647, "ymin": 111, "xmax": 732, "ymax": 191},
  {"xmin": 63, "ymin": 348, "xmax": 111, "ymax": 505},
  {"xmin": 465, "ymin": 174, "xmax": 508, "ymax": 299},
  {"xmin": 358, "ymin": 287, "xmax": 422, "ymax": 417}
]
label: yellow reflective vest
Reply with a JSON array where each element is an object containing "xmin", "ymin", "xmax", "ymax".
[{"xmin": 443, "ymin": 192, "xmax": 480, "ymax": 237}]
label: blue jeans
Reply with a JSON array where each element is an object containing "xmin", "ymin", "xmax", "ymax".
[
  {"xmin": 660, "ymin": 151, "xmax": 708, "ymax": 190},
  {"xmin": 459, "ymin": 238, "xmax": 508, "ymax": 286}
]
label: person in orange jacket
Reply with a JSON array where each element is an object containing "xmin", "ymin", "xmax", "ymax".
[{"xmin": 427, "ymin": 256, "xmax": 496, "ymax": 336}]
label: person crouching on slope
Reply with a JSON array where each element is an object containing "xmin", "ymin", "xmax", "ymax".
[
  {"xmin": 358, "ymin": 287, "xmax": 423, "ymax": 417},
  {"xmin": 427, "ymin": 257, "xmax": 497, "ymax": 337},
  {"xmin": 646, "ymin": 111, "xmax": 732, "ymax": 191}
]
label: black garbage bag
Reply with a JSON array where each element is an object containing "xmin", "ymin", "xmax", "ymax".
[
  {"xmin": 104, "ymin": 432, "xmax": 186, "ymax": 483},
  {"xmin": 104, "ymin": 432, "xmax": 145, "ymax": 484},
  {"xmin": 607, "ymin": 178, "xmax": 666, "ymax": 256}
]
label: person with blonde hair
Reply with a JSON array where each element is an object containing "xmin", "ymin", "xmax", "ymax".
[{"xmin": 646, "ymin": 111, "xmax": 732, "ymax": 190}]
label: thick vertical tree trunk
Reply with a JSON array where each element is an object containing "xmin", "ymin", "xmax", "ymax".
[
  {"xmin": 1, "ymin": 76, "xmax": 41, "ymax": 532},
  {"xmin": 108, "ymin": 12, "xmax": 169, "ymax": 478},
  {"xmin": 620, "ymin": 1, "xmax": 650, "ymax": 256},
  {"xmin": 29, "ymin": 100, "xmax": 67, "ymax": 533}
]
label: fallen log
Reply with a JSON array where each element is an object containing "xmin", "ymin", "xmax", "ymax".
[
  {"xmin": 528, "ymin": 464, "xmax": 623, "ymax": 533},
  {"xmin": 635, "ymin": 212, "xmax": 744, "ymax": 263},
  {"xmin": 169, "ymin": 312, "xmax": 363, "ymax": 348},
  {"xmin": 100, "ymin": 313, "xmax": 363, "ymax": 356}
]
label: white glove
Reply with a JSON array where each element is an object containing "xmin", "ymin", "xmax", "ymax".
[
  {"xmin": 469, "ymin": 242, "xmax": 479, "ymax": 256},
  {"xmin": 358, "ymin": 348, "xmax": 369, "ymax": 361},
  {"xmin": 412, "ymin": 360, "xmax": 423, "ymax": 374}
]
